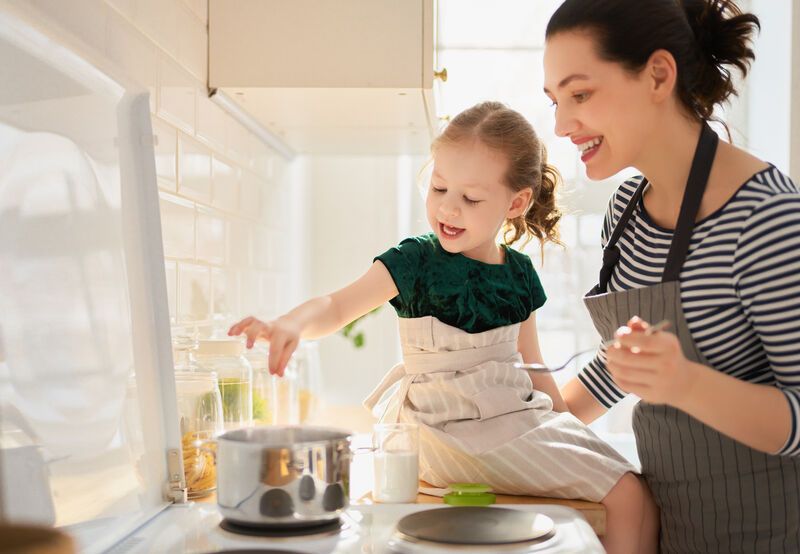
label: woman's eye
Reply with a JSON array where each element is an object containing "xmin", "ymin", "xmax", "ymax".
[
  {"xmin": 573, "ymin": 92, "xmax": 590, "ymax": 103},
  {"xmin": 464, "ymin": 196, "xmax": 481, "ymax": 205},
  {"xmin": 432, "ymin": 186, "xmax": 446, "ymax": 193}
]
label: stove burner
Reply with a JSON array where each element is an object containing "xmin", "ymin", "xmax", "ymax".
[
  {"xmin": 395, "ymin": 507, "xmax": 555, "ymax": 546},
  {"xmin": 219, "ymin": 517, "xmax": 344, "ymax": 539},
  {"xmin": 210, "ymin": 550, "xmax": 313, "ymax": 554}
]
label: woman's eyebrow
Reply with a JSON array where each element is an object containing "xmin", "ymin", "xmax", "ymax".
[{"xmin": 543, "ymin": 73, "xmax": 591, "ymax": 94}]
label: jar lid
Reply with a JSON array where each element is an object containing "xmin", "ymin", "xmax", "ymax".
[{"xmin": 196, "ymin": 338, "xmax": 245, "ymax": 357}]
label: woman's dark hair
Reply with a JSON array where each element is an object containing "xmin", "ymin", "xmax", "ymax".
[{"xmin": 546, "ymin": 0, "xmax": 760, "ymax": 124}]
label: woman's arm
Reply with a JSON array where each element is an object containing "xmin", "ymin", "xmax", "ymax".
[
  {"xmin": 517, "ymin": 312, "xmax": 568, "ymax": 412},
  {"xmin": 229, "ymin": 261, "xmax": 398, "ymax": 374},
  {"xmin": 610, "ymin": 320, "xmax": 793, "ymax": 454},
  {"xmin": 561, "ymin": 377, "xmax": 609, "ymax": 424}
]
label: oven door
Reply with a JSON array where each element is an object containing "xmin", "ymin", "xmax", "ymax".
[{"xmin": 0, "ymin": 4, "xmax": 179, "ymax": 553}]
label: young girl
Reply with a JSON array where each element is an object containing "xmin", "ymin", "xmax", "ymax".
[{"xmin": 229, "ymin": 101, "xmax": 657, "ymax": 553}]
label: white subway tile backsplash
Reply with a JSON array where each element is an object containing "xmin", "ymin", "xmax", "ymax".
[
  {"xmin": 107, "ymin": 10, "xmax": 159, "ymax": 113},
  {"xmin": 151, "ymin": 117, "xmax": 177, "ymax": 189},
  {"xmin": 240, "ymin": 170, "xmax": 263, "ymax": 219},
  {"xmin": 178, "ymin": 263, "xmax": 211, "ymax": 322},
  {"xmin": 240, "ymin": 270, "xmax": 261, "ymax": 315},
  {"xmin": 261, "ymin": 181, "xmax": 287, "ymax": 228},
  {"xmin": 30, "ymin": 0, "xmax": 108, "ymax": 58},
  {"xmin": 160, "ymin": 193, "xmax": 195, "ymax": 259},
  {"xmin": 196, "ymin": 208, "xmax": 226, "ymax": 265},
  {"xmin": 176, "ymin": 2, "xmax": 207, "ymax": 82},
  {"xmin": 225, "ymin": 121, "xmax": 252, "ymax": 167},
  {"xmin": 253, "ymin": 227, "xmax": 274, "ymax": 270},
  {"xmin": 260, "ymin": 273, "xmax": 281, "ymax": 317},
  {"xmin": 211, "ymin": 155, "xmax": 240, "ymax": 212},
  {"xmin": 227, "ymin": 219, "xmax": 253, "ymax": 267},
  {"xmin": 158, "ymin": 57, "xmax": 197, "ymax": 134},
  {"xmin": 212, "ymin": 267, "xmax": 239, "ymax": 318},
  {"xmin": 136, "ymin": 0, "xmax": 179, "ymax": 59},
  {"xmin": 197, "ymin": 96, "xmax": 229, "ymax": 152},
  {"xmin": 178, "ymin": 133, "xmax": 212, "ymax": 203}
]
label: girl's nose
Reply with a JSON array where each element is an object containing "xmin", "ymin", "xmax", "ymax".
[{"xmin": 439, "ymin": 201, "xmax": 459, "ymax": 218}]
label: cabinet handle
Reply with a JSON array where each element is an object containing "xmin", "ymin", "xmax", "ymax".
[{"xmin": 433, "ymin": 68, "xmax": 448, "ymax": 82}]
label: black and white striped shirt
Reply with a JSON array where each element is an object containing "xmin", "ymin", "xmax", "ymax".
[{"xmin": 579, "ymin": 165, "xmax": 800, "ymax": 456}]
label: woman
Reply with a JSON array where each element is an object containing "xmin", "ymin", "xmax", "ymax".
[{"xmin": 543, "ymin": 0, "xmax": 800, "ymax": 552}]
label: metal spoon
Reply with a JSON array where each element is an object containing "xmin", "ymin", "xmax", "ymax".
[{"xmin": 514, "ymin": 320, "xmax": 671, "ymax": 373}]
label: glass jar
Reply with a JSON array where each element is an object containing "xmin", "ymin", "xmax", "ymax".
[
  {"xmin": 295, "ymin": 341, "xmax": 323, "ymax": 423},
  {"xmin": 172, "ymin": 334, "xmax": 198, "ymax": 371},
  {"xmin": 272, "ymin": 357, "xmax": 300, "ymax": 425},
  {"xmin": 244, "ymin": 343, "xmax": 274, "ymax": 425},
  {"xmin": 174, "ymin": 371, "xmax": 223, "ymax": 498},
  {"xmin": 195, "ymin": 338, "xmax": 253, "ymax": 431}
]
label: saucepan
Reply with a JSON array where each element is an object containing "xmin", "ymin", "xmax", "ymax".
[{"xmin": 215, "ymin": 425, "xmax": 352, "ymax": 527}]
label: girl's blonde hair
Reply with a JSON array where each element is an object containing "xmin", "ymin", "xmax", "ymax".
[{"xmin": 431, "ymin": 101, "xmax": 562, "ymax": 252}]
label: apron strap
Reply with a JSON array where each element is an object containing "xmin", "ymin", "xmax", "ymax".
[
  {"xmin": 598, "ymin": 179, "xmax": 648, "ymax": 292},
  {"xmin": 662, "ymin": 123, "xmax": 718, "ymax": 282},
  {"xmin": 596, "ymin": 122, "xmax": 719, "ymax": 292}
]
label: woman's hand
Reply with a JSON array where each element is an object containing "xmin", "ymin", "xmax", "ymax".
[
  {"xmin": 605, "ymin": 316, "xmax": 699, "ymax": 406},
  {"xmin": 227, "ymin": 316, "xmax": 301, "ymax": 376}
]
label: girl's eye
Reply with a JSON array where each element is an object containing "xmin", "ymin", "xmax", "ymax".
[
  {"xmin": 432, "ymin": 186, "xmax": 446, "ymax": 193},
  {"xmin": 464, "ymin": 196, "xmax": 482, "ymax": 205},
  {"xmin": 573, "ymin": 92, "xmax": 590, "ymax": 103},
  {"xmin": 549, "ymin": 99, "xmax": 557, "ymax": 109}
]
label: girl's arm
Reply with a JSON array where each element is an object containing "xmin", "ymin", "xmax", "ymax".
[
  {"xmin": 229, "ymin": 261, "xmax": 398, "ymax": 375},
  {"xmin": 517, "ymin": 312, "xmax": 568, "ymax": 412}
]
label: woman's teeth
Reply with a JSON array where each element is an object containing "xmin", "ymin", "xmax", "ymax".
[{"xmin": 578, "ymin": 137, "xmax": 603, "ymax": 153}]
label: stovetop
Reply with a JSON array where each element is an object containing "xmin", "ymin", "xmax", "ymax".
[{"xmin": 109, "ymin": 502, "xmax": 603, "ymax": 554}]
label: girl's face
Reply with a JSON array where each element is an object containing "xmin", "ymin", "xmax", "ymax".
[
  {"xmin": 426, "ymin": 139, "xmax": 530, "ymax": 261},
  {"xmin": 543, "ymin": 31, "xmax": 656, "ymax": 180}
]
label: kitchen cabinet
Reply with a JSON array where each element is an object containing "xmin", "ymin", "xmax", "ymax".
[{"xmin": 208, "ymin": 0, "xmax": 439, "ymax": 155}]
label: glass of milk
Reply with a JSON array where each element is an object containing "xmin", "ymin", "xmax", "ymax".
[{"xmin": 372, "ymin": 423, "xmax": 419, "ymax": 503}]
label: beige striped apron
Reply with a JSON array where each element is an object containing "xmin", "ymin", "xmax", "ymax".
[{"xmin": 364, "ymin": 315, "xmax": 635, "ymax": 502}]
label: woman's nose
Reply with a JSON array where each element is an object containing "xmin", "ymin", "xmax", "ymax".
[{"xmin": 554, "ymin": 105, "xmax": 578, "ymax": 138}]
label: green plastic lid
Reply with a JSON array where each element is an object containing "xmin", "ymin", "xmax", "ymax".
[
  {"xmin": 443, "ymin": 491, "xmax": 496, "ymax": 506},
  {"xmin": 443, "ymin": 483, "xmax": 495, "ymax": 506},
  {"xmin": 448, "ymin": 483, "xmax": 492, "ymax": 494}
]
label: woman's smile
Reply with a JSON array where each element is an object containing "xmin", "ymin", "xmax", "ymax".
[{"xmin": 574, "ymin": 136, "xmax": 604, "ymax": 162}]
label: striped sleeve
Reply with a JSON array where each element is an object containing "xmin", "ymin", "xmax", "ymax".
[
  {"xmin": 579, "ymin": 346, "xmax": 628, "ymax": 408},
  {"xmin": 733, "ymin": 192, "xmax": 800, "ymax": 456}
]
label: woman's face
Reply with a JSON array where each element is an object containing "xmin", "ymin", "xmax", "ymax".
[{"xmin": 543, "ymin": 31, "xmax": 656, "ymax": 180}]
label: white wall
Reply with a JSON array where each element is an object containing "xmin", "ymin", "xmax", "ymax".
[
  {"xmin": 746, "ymin": 0, "xmax": 796, "ymax": 180},
  {"xmin": 305, "ymin": 155, "xmax": 427, "ymax": 405},
  {"xmin": 7, "ymin": 0, "xmax": 307, "ymax": 334}
]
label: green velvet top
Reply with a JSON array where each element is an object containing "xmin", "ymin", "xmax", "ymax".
[{"xmin": 374, "ymin": 233, "xmax": 546, "ymax": 334}]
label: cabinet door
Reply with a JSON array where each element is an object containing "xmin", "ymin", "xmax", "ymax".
[{"xmin": 210, "ymin": 0, "xmax": 433, "ymax": 89}]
